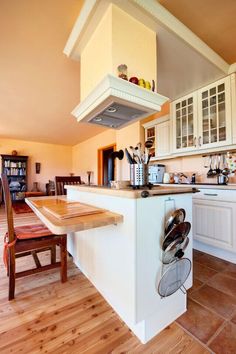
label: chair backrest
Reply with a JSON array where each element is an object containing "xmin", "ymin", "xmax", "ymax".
[
  {"xmin": 55, "ymin": 176, "xmax": 81, "ymax": 195},
  {"xmin": 1, "ymin": 174, "xmax": 15, "ymax": 242}
]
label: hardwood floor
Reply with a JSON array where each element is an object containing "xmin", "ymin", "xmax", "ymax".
[{"xmin": 0, "ymin": 206, "xmax": 209, "ymax": 353}]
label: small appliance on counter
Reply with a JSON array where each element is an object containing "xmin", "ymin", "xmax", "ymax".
[{"xmin": 149, "ymin": 164, "xmax": 165, "ymax": 184}]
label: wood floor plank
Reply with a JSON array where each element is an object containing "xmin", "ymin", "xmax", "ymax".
[{"xmin": 0, "ymin": 207, "xmax": 210, "ymax": 353}]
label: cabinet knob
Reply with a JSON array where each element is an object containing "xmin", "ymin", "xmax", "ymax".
[
  {"xmin": 198, "ymin": 136, "xmax": 202, "ymax": 147},
  {"xmin": 194, "ymin": 137, "xmax": 197, "ymax": 147}
]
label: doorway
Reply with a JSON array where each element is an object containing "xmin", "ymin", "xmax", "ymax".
[{"xmin": 98, "ymin": 144, "xmax": 116, "ymax": 186}]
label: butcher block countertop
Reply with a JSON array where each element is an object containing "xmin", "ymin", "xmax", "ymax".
[
  {"xmin": 65, "ymin": 184, "xmax": 198, "ymax": 199},
  {"xmin": 25, "ymin": 196, "xmax": 123, "ymax": 235}
]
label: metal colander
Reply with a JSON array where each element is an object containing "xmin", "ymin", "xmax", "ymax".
[{"xmin": 157, "ymin": 258, "xmax": 191, "ymax": 297}]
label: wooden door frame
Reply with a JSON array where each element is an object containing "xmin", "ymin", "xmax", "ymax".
[{"xmin": 97, "ymin": 143, "xmax": 116, "ymax": 185}]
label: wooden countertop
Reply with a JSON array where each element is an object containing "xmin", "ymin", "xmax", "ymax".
[
  {"xmin": 65, "ymin": 185, "xmax": 198, "ymax": 198},
  {"xmin": 25, "ymin": 196, "xmax": 123, "ymax": 235}
]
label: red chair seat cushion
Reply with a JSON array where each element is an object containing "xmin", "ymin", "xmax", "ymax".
[{"xmin": 14, "ymin": 224, "xmax": 53, "ymax": 240}]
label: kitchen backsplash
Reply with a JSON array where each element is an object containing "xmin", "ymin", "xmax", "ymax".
[{"xmin": 155, "ymin": 153, "xmax": 236, "ymax": 184}]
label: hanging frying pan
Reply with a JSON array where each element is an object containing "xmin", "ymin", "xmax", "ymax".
[
  {"xmin": 162, "ymin": 237, "xmax": 189, "ymax": 265},
  {"xmin": 157, "ymin": 258, "xmax": 191, "ymax": 297},
  {"xmin": 165, "ymin": 208, "xmax": 186, "ymax": 235},
  {"xmin": 162, "ymin": 222, "xmax": 191, "ymax": 251}
]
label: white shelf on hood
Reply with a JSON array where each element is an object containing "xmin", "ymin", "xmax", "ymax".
[{"xmin": 72, "ymin": 74, "xmax": 169, "ymax": 129}]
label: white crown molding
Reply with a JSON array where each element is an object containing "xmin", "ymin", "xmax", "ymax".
[{"xmin": 229, "ymin": 63, "xmax": 236, "ymax": 74}]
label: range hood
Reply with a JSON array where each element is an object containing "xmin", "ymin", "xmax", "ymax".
[{"xmin": 72, "ymin": 74, "xmax": 169, "ymax": 129}]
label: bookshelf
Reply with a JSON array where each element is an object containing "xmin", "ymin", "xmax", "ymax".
[{"xmin": 1, "ymin": 154, "xmax": 28, "ymax": 201}]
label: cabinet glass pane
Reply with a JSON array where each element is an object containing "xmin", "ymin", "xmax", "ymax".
[
  {"xmin": 202, "ymin": 91, "xmax": 208, "ymax": 99},
  {"xmin": 182, "ymin": 136, "xmax": 187, "ymax": 148},
  {"xmin": 218, "ymin": 92, "xmax": 225, "ymax": 103},
  {"xmin": 182, "ymin": 116, "xmax": 187, "ymax": 136},
  {"xmin": 202, "ymin": 99, "xmax": 208, "ymax": 109},
  {"xmin": 210, "ymin": 105, "xmax": 217, "ymax": 129},
  {"xmin": 219, "ymin": 102, "xmax": 226, "ymax": 127},
  {"xmin": 176, "ymin": 137, "xmax": 181, "ymax": 149},
  {"xmin": 182, "ymin": 100, "xmax": 187, "ymax": 107},
  {"xmin": 176, "ymin": 103, "xmax": 180, "ymax": 110},
  {"xmin": 188, "ymin": 114, "xmax": 193, "ymax": 135},
  {"xmin": 219, "ymin": 127, "xmax": 226, "ymax": 141},
  {"xmin": 218, "ymin": 83, "xmax": 225, "ymax": 92},
  {"xmin": 188, "ymin": 135, "xmax": 194, "ymax": 147},
  {"xmin": 188, "ymin": 97, "xmax": 193, "ymax": 104},
  {"xmin": 210, "ymin": 128, "xmax": 217, "ymax": 143},
  {"xmin": 176, "ymin": 118, "xmax": 181, "ymax": 137},
  {"xmin": 182, "ymin": 107, "xmax": 187, "ymax": 115},
  {"xmin": 188, "ymin": 105, "xmax": 193, "ymax": 114},
  {"xmin": 203, "ymin": 131, "xmax": 209, "ymax": 144},
  {"xmin": 210, "ymin": 96, "xmax": 216, "ymax": 106},
  {"xmin": 210, "ymin": 87, "xmax": 216, "ymax": 96},
  {"xmin": 203, "ymin": 118, "xmax": 209, "ymax": 132},
  {"xmin": 176, "ymin": 109, "xmax": 180, "ymax": 118}
]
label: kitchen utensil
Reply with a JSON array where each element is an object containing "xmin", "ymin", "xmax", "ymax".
[
  {"xmin": 157, "ymin": 258, "xmax": 191, "ymax": 297},
  {"xmin": 125, "ymin": 148, "xmax": 134, "ymax": 164},
  {"xmin": 207, "ymin": 155, "xmax": 214, "ymax": 177},
  {"xmin": 204, "ymin": 156, "xmax": 209, "ymax": 168},
  {"xmin": 162, "ymin": 237, "xmax": 189, "ymax": 265},
  {"xmin": 129, "ymin": 146, "xmax": 140, "ymax": 163},
  {"xmin": 217, "ymin": 173, "xmax": 229, "ymax": 185},
  {"xmin": 146, "ymin": 153, "xmax": 152, "ymax": 164},
  {"xmin": 212, "ymin": 155, "xmax": 218, "ymax": 176},
  {"xmin": 163, "ymin": 222, "xmax": 191, "ymax": 251},
  {"xmin": 216, "ymin": 154, "xmax": 222, "ymax": 174},
  {"xmin": 165, "ymin": 208, "xmax": 186, "ymax": 235}
]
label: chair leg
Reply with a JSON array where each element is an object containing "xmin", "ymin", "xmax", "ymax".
[
  {"xmin": 51, "ymin": 245, "xmax": 56, "ymax": 264},
  {"xmin": 60, "ymin": 236, "xmax": 67, "ymax": 283},
  {"xmin": 8, "ymin": 248, "xmax": 16, "ymax": 301}
]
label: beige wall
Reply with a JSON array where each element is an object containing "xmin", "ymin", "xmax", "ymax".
[
  {"xmin": 0, "ymin": 138, "xmax": 72, "ymax": 192},
  {"xmin": 72, "ymin": 129, "xmax": 116, "ymax": 184}
]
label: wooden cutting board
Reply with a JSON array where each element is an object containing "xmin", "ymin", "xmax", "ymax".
[
  {"xmin": 29, "ymin": 198, "xmax": 68, "ymax": 208},
  {"xmin": 42, "ymin": 202, "xmax": 106, "ymax": 220}
]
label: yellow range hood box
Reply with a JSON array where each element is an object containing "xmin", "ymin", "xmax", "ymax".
[{"xmin": 72, "ymin": 74, "xmax": 168, "ymax": 129}]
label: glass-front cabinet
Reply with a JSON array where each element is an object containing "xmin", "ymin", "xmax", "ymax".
[
  {"xmin": 172, "ymin": 75, "xmax": 232, "ymax": 153},
  {"xmin": 172, "ymin": 92, "xmax": 198, "ymax": 153},
  {"xmin": 198, "ymin": 76, "xmax": 232, "ymax": 149}
]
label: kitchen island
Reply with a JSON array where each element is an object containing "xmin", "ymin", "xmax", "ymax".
[{"xmin": 63, "ymin": 185, "xmax": 195, "ymax": 343}]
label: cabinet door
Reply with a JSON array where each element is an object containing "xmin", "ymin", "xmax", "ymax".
[
  {"xmin": 156, "ymin": 120, "xmax": 170, "ymax": 157},
  {"xmin": 193, "ymin": 199, "xmax": 236, "ymax": 252},
  {"xmin": 172, "ymin": 92, "xmax": 198, "ymax": 153},
  {"xmin": 197, "ymin": 76, "xmax": 232, "ymax": 149}
]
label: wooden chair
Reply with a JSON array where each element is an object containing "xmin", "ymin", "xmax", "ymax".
[
  {"xmin": 1, "ymin": 174, "xmax": 67, "ymax": 301},
  {"xmin": 55, "ymin": 176, "xmax": 81, "ymax": 195}
]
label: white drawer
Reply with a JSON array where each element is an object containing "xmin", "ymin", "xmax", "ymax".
[{"xmin": 193, "ymin": 188, "xmax": 236, "ymax": 202}]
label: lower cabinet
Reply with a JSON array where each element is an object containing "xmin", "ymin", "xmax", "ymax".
[{"xmin": 193, "ymin": 193, "xmax": 236, "ymax": 253}]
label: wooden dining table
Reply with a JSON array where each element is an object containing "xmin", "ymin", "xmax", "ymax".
[{"xmin": 25, "ymin": 196, "xmax": 123, "ymax": 235}]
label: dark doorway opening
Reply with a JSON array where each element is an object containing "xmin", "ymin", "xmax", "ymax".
[{"xmin": 98, "ymin": 144, "xmax": 116, "ymax": 186}]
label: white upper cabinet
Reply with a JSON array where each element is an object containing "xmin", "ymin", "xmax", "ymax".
[
  {"xmin": 172, "ymin": 74, "xmax": 234, "ymax": 154},
  {"xmin": 197, "ymin": 76, "xmax": 232, "ymax": 149},
  {"xmin": 143, "ymin": 115, "xmax": 170, "ymax": 158},
  {"xmin": 172, "ymin": 92, "xmax": 198, "ymax": 153}
]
